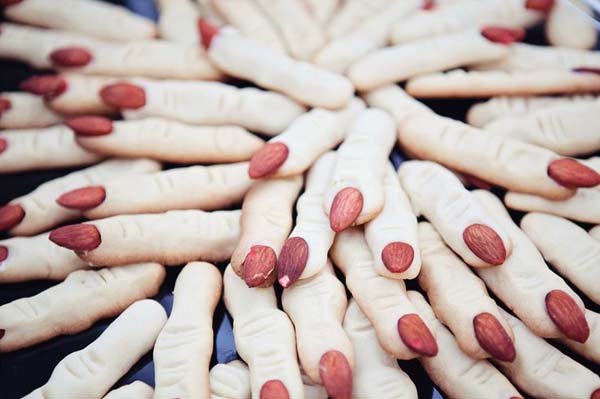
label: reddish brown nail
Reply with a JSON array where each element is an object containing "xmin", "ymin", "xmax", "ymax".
[
  {"xmin": 50, "ymin": 47, "xmax": 93, "ymax": 68},
  {"xmin": 100, "ymin": 83, "xmax": 146, "ymax": 109},
  {"xmin": 481, "ymin": 26, "xmax": 525, "ymax": 45},
  {"xmin": 0, "ymin": 137, "xmax": 7, "ymax": 155},
  {"xmin": 422, "ymin": 0, "xmax": 435, "ymax": 10},
  {"xmin": 574, "ymin": 67, "xmax": 600, "ymax": 75},
  {"xmin": 248, "ymin": 142, "xmax": 289, "ymax": 179},
  {"xmin": 0, "ymin": 245, "xmax": 7, "ymax": 262},
  {"xmin": 319, "ymin": 350, "xmax": 353, "ymax": 399},
  {"xmin": 198, "ymin": 18, "xmax": 220, "ymax": 49},
  {"xmin": 463, "ymin": 224, "xmax": 507, "ymax": 265},
  {"xmin": 49, "ymin": 224, "xmax": 101, "ymax": 251},
  {"xmin": 260, "ymin": 380, "xmax": 289, "ymax": 399},
  {"xmin": 525, "ymin": 0, "xmax": 555, "ymax": 12},
  {"xmin": 277, "ymin": 237, "xmax": 308, "ymax": 288},
  {"xmin": 57, "ymin": 186, "xmax": 106, "ymax": 210},
  {"xmin": 242, "ymin": 245, "xmax": 277, "ymax": 288},
  {"xmin": 330, "ymin": 187, "xmax": 363, "ymax": 233},
  {"xmin": 0, "ymin": 204, "xmax": 25, "ymax": 231},
  {"xmin": 382, "ymin": 242, "xmax": 414, "ymax": 273},
  {"xmin": 66, "ymin": 116, "xmax": 113, "ymax": 136},
  {"xmin": 591, "ymin": 389, "xmax": 600, "ymax": 399},
  {"xmin": 473, "ymin": 312, "xmax": 516, "ymax": 362},
  {"xmin": 545, "ymin": 290, "xmax": 589, "ymax": 343},
  {"xmin": 0, "ymin": 0, "xmax": 23, "ymax": 6},
  {"xmin": 397, "ymin": 314, "xmax": 438, "ymax": 357},
  {"xmin": 548, "ymin": 158, "xmax": 600, "ymax": 188},
  {"xmin": 20, "ymin": 75, "xmax": 67, "ymax": 100},
  {"xmin": 463, "ymin": 173, "xmax": 493, "ymax": 190},
  {"xmin": 0, "ymin": 97, "xmax": 11, "ymax": 116}
]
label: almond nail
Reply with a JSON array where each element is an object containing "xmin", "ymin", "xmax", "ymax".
[
  {"xmin": 329, "ymin": 187, "xmax": 363, "ymax": 233},
  {"xmin": 0, "ymin": 245, "xmax": 7, "ymax": 262},
  {"xmin": 66, "ymin": 116, "xmax": 113, "ymax": 136},
  {"xmin": 473, "ymin": 312, "xmax": 516, "ymax": 362},
  {"xmin": 242, "ymin": 245, "xmax": 277, "ymax": 288},
  {"xmin": 382, "ymin": 242, "xmax": 414, "ymax": 273},
  {"xmin": 422, "ymin": 0, "xmax": 435, "ymax": 10},
  {"xmin": 49, "ymin": 224, "xmax": 101, "ymax": 251},
  {"xmin": 1, "ymin": 0, "xmax": 23, "ymax": 6},
  {"xmin": 574, "ymin": 67, "xmax": 600, "ymax": 75},
  {"xmin": 0, "ymin": 137, "xmax": 7, "ymax": 154},
  {"xmin": 50, "ymin": 47, "xmax": 93, "ymax": 67},
  {"xmin": 0, "ymin": 97, "xmax": 11, "ymax": 115},
  {"xmin": 100, "ymin": 83, "xmax": 146, "ymax": 109},
  {"xmin": 548, "ymin": 158, "xmax": 600, "ymax": 188},
  {"xmin": 481, "ymin": 26, "xmax": 525, "ymax": 45},
  {"xmin": 260, "ymin": 380, "xmax": 289, "ymax": 399},
  {"xmin": 397, "ymin": 313, "xmax": 438, "ymax": 357},
  {"xmin": 319, "ymin": 350, "xmax": 353, "ymax": 399},
  {"xmin": 277, "ymin": 236, "xmax": 308, "ymax": 288},
  {"xmin": 463, "ymin": 173, "xmax": 493, "ymax": 190},
  {"xmin": 57, "ymin": 186, "xmax": 106, "ymax": 210},
  {"xmin": 591, "ymin": 389, "xmax": 600, "ymax": 399},
  {"xmin": 525, "ymin": 0, "xmax": 555, "ymax": 12},
  {"xmin": 0, "ymin": 204, "xmax": 25, "ymax": 231},
  {"xmin": 463, "ymin": 224, "xmax": 507, "ymax": 265},
  {"xmin": 545, "ymin": 290, "xmax": 589, "ymax": 343},
  {"xmin": 20, "ymin": 75, "xmax": 67, "ymax": 100},
  {"xmin": 198, "ymin": 18, "xmax": 220, "ymax": 49},
  {"xmin": 248, "ymin": 142, "xmax": 289, "ymax": 179}
]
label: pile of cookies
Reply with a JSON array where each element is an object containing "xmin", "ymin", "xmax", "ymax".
[{"xmin": 1, "ymin": 0, "xmax": 600, "ymax": 398}]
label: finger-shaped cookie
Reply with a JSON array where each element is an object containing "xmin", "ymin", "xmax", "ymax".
[
  {"xmin": 100, "ymin": 79, "xmax": 305, "ymax": 136},
  {"xmin": 223, "ymin": 265, "xmax": 304, "ymax": 399},
  {"xmin": 330, "ymin": 227, "xmax": 438, "ymax": 359},
  {"xmin": 21, "ymin": 73, "xmax": 118, "ymax": 116},
  {"xmin": 0, "ymin": 158, "xmax": 160, "ymax": 236},
  {"xmin": 343, "ymin": 299, "xmax": 418, "ymax": 399},
  {"xmin": 0, "ymin": 92, "xmax": 62, "ymax": 129},
  {"xmin": 0, "ymin": 262, "xmax": 164, "ymax": 352},
  {"xmin": 201, "ymin": 23, "xmax": 354, "ymax": 109},
  {"xmin": 591, "ymin": 225, "xmax": 600, "ymax": 241},
  {"xmin": 282, "ymin": 264, "xmax": 353, "ymax": 398},
  {"xmin": 364, "ymin": 84, "xmax": 433, "ymax": 126},
  {"xmin": 398, "ymin": 111, "xmax": 600, "ymax": 200},
  {"xmin": 248, "ymin": 99, "xmax": 363, "ymax": 179},
  {"xmin": 389, "ymin": 0, "xmax": 542, "ymax": 44},
  {"xmin": 497, "ymin": 309, "xmax": 600, "ymax": 399},
  {"xmin": 326, "ymin": 0, "xmax": 390, "ymax": 39},
  {"xmin": 154, "ymin": 262, "xmax": 222, "ymax": 399},
  {"xmin": 103, "ymin": 381, "xmax": 153, "ymax": 399},
  {"xmin": 0, "ymin": 125, "xmax": 103, "ymax": 174},
  {"xmin": 521, "ymin": 212, "xmax": 600, "ymax": 304},
  {"xmin": 473, "ymin": 189, "xmax": 590, "ymax": 342},
  {"xmin": 49, "ymin": 209, "xmax": 241, "ymax": 267},
  {"xmin": 313, "ymin": 0, "xmax": 421, "ymax": 73},
  {"xmin": 408, "ymin": 291, "xmax": 522, "ymax": 399},
  {"xmin": 231, "ymin": 175, "xmax": 303, "ymax": 287},
  {"xmin": 546, "ymin": 0, "xmax": 597, "ymax": 49},
  {"xmin": 2, "ymin": 0, "xmax": 156, "ymax": 41},
  {"xmin": 348, "ymin": 28, "xmax": 512, "ymax": 91},
  {"xmin": 467, "ymin": 94, "xmax": 598, "ymax": 128},
  {"xmin": 70, "ymin": 117, "xmax": 263, "ymax": 163},
  {"xmin": 324, "ymin": 108, "xmax": 395, "ymax": 232},
  {"xmin": 156, "ymin": 0, "xmax": 201, "ymax": 44},
  {"xmin": 210, "ymin": 360, "xmax": 251, "ymax": 399},
  {"xmin": 418, "ymin": 222, "xmax": 516, "ymax": 361},
  {"xmin": 364, "ymin": 163, "xmax": 420, "ymax": 279},
  {"xmin": 560, "ymin": 309, "xmax": 600, "ymax": 364},
  {"xmin": 406, "ymin": 68, "xmax": 600, "ymax": 98},
  {"xmin": 398, "ymin": 160, "xmax": 511, "ymax": 267},
  {"xmin": 303, "ymin": 0, "xmax": 338, "ymax": 25},
  {"xmin": 23, "ymin": 299, "xmax": 167, "ymax": 399},
  {"xmin": 57, "ymin": 162, "xmax": 251, "ymax": 219}
]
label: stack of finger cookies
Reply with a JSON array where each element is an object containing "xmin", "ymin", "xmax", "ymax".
[{"xmin": 1, "ymin": 0, "xmax": 600, "ymax": 398}]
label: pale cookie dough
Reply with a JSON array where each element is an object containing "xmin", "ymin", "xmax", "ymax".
[
  {"xmin": 0, "ymin": 92, "xmax": 62, "ymax": 129},
  {"xmin": 156, "ymin": 0, "xmax": 201, "ymax": 44},
  {"xmin": 326, "ymin": 0, "xmax": 390, "ymax": 39},
  {"xmin": 546, "ymin": 0, "xmax": 598, "ymax": 49}
]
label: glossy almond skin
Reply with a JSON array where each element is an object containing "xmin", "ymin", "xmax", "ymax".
[
  {"xmin": 463, "ymin": 224, "xmax": 507, "ymax": 265},
  {"xmin": 481, "ymin": 26, "xmax": 525, "ymax": 45},
  {"xmin": 100, "ymin": 83, "xmax": 146, "ymax": 109},
  {"xmin": 248, "ymin": 142, "xmax": 289, "ymax": 179},
  {"xmin": 56, "ymin": 186, "xmax": 106, "ymax": 210},
  {"xmin": 319, "ymin": 350, "xmax": 353, "ymax": 399},
  {"xmin": 381, "ymin": 242, "xmax": 414, "ymax": 273},
  {"xmin": 66, "ymin": 116, "xmax": 113, "ymax": 136},
  {"xmin": 50, "ymin": 47, "xmax": 93, "ymax": 67},
  {"xmin": 525, "ymin": 0, "xmax": 555, "ymax": 12},
  {"xmin": 20, "ymin": 75, "xmax": 67, "ymax": 100},
  {"xmin": 260, "ymin": 380, "xmax": 290, "ymax": 399},
  {"xmin": 277, "ymin": 237, "xmax": 309, "ymax": 288},
  {"xmin": 242, "ymin": 245, "xmax": 277, "ymax": 287},
  {"xmin": 49, "ymin": 224, "xmax": 101, "ymax": 251},
  {"xmin": 330, "ymin": 188, "xmax": 363, "ymax": 233},
  {"xmin": 548, "ymin": 158, "xmax": 600, "ymax": 188},
  {"xmin": 0, "ymin": 204, "xmax": 25, "ymax": 231},
  {"xmin": 0, "ymin": 97, "xmax": 11, "ymax": 115},
  {"xmin": 397, "ymin": 314, "xmax": 438, "ymax": 357},
  {"xmin": 545, "ymin": 290, "xmax": 590, "ymax": 343},
  {"xmin": 198, "ymin": 18, "xmax": 220, "ymax": 49},
  {"xmin": 0, "ymin": 245, "xmax": 8, "ymax": 262},
  {"xmin": 473, "ymin": 312, "xmax": 516, "ymax": 362}
]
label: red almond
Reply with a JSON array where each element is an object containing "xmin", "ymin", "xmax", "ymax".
[
  {"xmin": 525, "ymin": 0, "xmax": 555, "ymax": 12},
  {"xmin": 473, "ymin": 312, "xmax": 516, "ymax": 362},
  {"xmin": 56, "ymin": 186, "xmax": 106, "ymax": 210},
  {"xmin": 0, "ymin": 0, "xmax": 23, "ymax": 6},
  {"xmin": 329, "ymin": 187, "xmax": 363, "ymax": 233},
  {"xmin": 319, "ymin": 350, "xmax": 353, "ymax": 399},
  {"xmin": 0, "ymin": 245, "xmax": 8, "ymax": 262},
  {"xmin": 277, "ymin": 236, "xmax": 309, "ymax": 288},
  {"xmin": 422, "ymin": 0, "xmax": 435, "ymax": 10},
  {"xmin": 66, "ymin": 116, "xmax": 113, "ymax": 137},
  {"xmin": 260, "ymin": 380, "xmax": 290, "ymax": 399},
  {"xmin": 49, "ymin": 224, "xmax": 101, "ymax": 252},
  {"xmin": 548, "ymin": 158, "xmax": 600, "ymax": 188},
  {"xmin": 381, "ymin": 242, "xmax": 414, "ymax": 273},
  {"xmin": 50, "ymin": 47, "xmax": 93, "ymax": 67},
  {"xmin": 0, "ymin": 97, "xmax": 11, "ymax": 115},
  {"xmin": 198, "ymin": 18, "xmax": 220, "ymax": 50},
  {"xmin": 481, "ymin": 26, "xmax": 526, "ymax": 45},
  {"xmin": 591, "ymin": 389, "xmax": 600, "ymax": 399},
  {"xmin": 0, "ymin": 137, "xmax": 7, "ymax": 154},
  {"xmin": 0, "ymin": 204, "xmax": 25, "ymax": 231},
  {"xmin": 545, "ymin": 290, "xmax": 590, "ymax": 343},
  {"xmin": 248, "ymin": 142, "xmax": 289, "ymax": 179},
  {"xmin": 463, "ymin": 173, "xmax": 493, "ymax": 190},
  {"xmin": 463, "ymin": 224, "xmax": 507, "ymax": 265},
  {"xmin": 397, "ymin": 313, "xmax": 438, "ymax": 357},
  {"xmin": 20, "ymin": 75, "xmax": 67, "ymax": 100},
  {"xmin": 242, "ymin": 245, "xmax": 277, "ymax": 288},
  {"xmin": 573, "ymin": 67, "xmax": 600, "ymax": 75},
  {"xmin": 100, "ymin": 83, "xmax": 146, "ymax": 109}
]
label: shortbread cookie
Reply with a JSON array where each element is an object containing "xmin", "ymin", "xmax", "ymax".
[
  {"xmin": 103, "ymin": 381, "xmax": 153, "ymax": 399},
  {"xmin": 0, "ymin": 262, "xmax": 164, "ymax": 352},
  {"xmin": 303, "ymin": 0, "xmax": 338, "ymax": 25},
  {"xmin": 209, "ymin": 360, "xmax": 251, "ymax": 399},
  {"xmin": 326, "ymin": 0, "xmax": 390, "ymax": 39},
  {"xmin": 0, "ymin": 92, "xmax": 62, "ymax": 129},
  {"xmin": 156, "ymin": 0, "xmax": 201, "ymax": 44},
  {"xmin": 546, "ymin": 0, "xmax": 597, "ymax": 49},
  {"xmin": 49, "ymin": 209, "xmax": 241, "ymax": 267},
  {"xmin": 364, "ymin": 84, "xmax": 432, "ymax": 126},
  {"xmin": 559, "ymin": 309, "xmax": 600, "ymax": 364},
  {"xmin": 154, "ymin": 262, "xmax": 222, "ymax": 399},
  {"xmin": 591, "ymin": 225, "xmax": 600, "ymax": 241}
]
